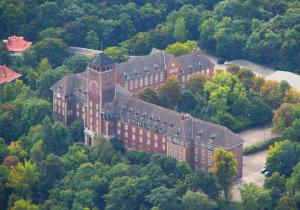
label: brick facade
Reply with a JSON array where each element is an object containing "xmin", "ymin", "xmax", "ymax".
[{"xmin": 51, "ymin": 51, "xmax": 243, "ymax": 179}]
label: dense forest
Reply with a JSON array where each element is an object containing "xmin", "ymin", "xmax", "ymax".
[
  {"xmin": 0, "ymin": 0, "xmax": 299, "ymax": 71},
  {"xmin": 1, "ymin": 0, "xmax": 300, "ymax": 209}
]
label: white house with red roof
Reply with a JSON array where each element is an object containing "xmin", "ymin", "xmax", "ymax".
[{"xmin": 3, "ymin": 35, "xmax": 32, "ymax": 56}]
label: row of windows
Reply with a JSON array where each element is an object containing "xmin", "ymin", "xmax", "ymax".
[
  {"xmin": 119, "ymin": 122, "xmax": 166, "ymax": 142},
  {"xmin": 125, "ymin": 72, "xmax": 164, "ymax": 90},
  {"xmin": 54, "ymin": 98, "xmax": 65, "ymax": 107},
  {"xmin": 89, "ymin": 101, "xmax": 99, "ymax": 109},
  {"xmin": 118, "ymin": 128, "xmax": 166, "ymax": 150}
]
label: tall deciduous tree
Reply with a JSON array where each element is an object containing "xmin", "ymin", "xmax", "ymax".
[
  {"xmin": 240, "ymin": 183, "xmax": 272, "ymax": 210},
  {"xmin": 266, "ymin": 140, "xmax": 300, "ymax": 176},
  {"xmin": 146, "ymin": 186, "xmax": 181, "ymax": 210},
  {"xmin": 177, "ymin": 91, "xmax": 197, "ymax": 113},
  {"xmin": 32, "ymin": 38, "xmax": 70, "ymax": 67},
  {"xmin": 185, "ymin": 73, "xmax": 207, "ymax": 95},
  {"xmin": 0, "ymin": 42, "xmax": 11, "ymax": 65},
  {"xmin": 104, "ymin": 46, "xmax": 129, "ymax": 62},
  {"xmin": 181, "ymin": 191, "xmax": 216, "ymax": 210},
  {"xmin": 6, "ymin": 160, "xmax": 38, "ymax": 197},
  {"xmin": 85, "ymin": 30, "xmax": 100, "ymax": 50},
  {"xmin": 138, "ymin": 88, "xmax": 160, "ymax": 105},
  {"xmin": 173, "ymin": 17, "xmax": 187, "ymax": 42},
  {"xmin": 10, "ymin": 199, "xmax": 39, "ymax": 210},
  {"xmin": 211, "ymin": 148, "xmax": 237, "ymax": 200},
  {"xmin": 160, "ymin": 76, "xmax": 181, "ymax": 108}
]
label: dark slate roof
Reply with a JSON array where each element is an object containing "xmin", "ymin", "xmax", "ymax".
[
  {"xmin": 89, "ymin": 52, "xmax": 114, "ymax": 67},
  {"xmin": 50, "ymin": 71, "xmax": 87, "ymax": 99},
  {"xmin": 103, "ymin": 94, "xmax": 183, "ymax": 134},
  {"xmin": 166, "ymin": 118, "xmax": 243, "ymax": 148},
  {"xmin": 103, "ymin": 94, "xmax": 243, "ymax": 148},
  {"xmin": 115, "ymin": 50, "xmax": 173, "ymax": 80},
  {"xmin": 177, "ymin": 53, "xmax": 214, "ymax": 75}
]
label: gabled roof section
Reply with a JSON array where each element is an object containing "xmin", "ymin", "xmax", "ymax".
[
  {"xmin": 0, "ymin": 65, "xmax": 22, "ymax": 85},
  {"xmin": 176, "ymin": 53, "xmax": 214, "ymax": 74},
  {"xmin": 89, "ymin": 52, "xmax": 114, "ymax": 67},
  {"xmin": 50, "ymin": 72, "xmax": 87, "ymax": 98},
  {"xmin": 6, "ymin": 35, "xmax": 32, "ymax": 52},
  {"xmin": 116, "ymin": 50, "xmax": 173, "ymax": 79},
  {"xmin": 166, "ymin": 118, "xmax": 243, "ymax": 148}
]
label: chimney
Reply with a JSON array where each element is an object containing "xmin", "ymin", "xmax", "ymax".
[
  {"xmin": 192, "ymin": 47, "xmax": 200, "ymax": 55},
  {"xmin": 181, "ymin": 113, "xmax": 189, "ymax": 121}
]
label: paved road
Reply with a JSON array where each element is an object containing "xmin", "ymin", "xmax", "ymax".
[{"xmin": 239, "ymin": 125, "xmax": 274, "ymax": 147}]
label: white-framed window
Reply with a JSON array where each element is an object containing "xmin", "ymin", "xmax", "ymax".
[
  {"xmin": 160, "ymin": 72, "xmax": 163, "ymax": 81},
  {"xmin": 130, "ymin": 80, "xmax": 133, "ymax": 90},
  {"xmin": 96, "ymin": 119, "xmax": 99, "ymax": 125},
  {"xmin": 139, "ymin": 136, "xmax": 143, "ymax": 143},
  {"xmin": 154, "ymin": 142, "xmax": 158, "ymax": 148},
  {"xmin": 96, "ymin": 104, "xmax": 99, "ymax": 110},
  {"xmin": 62, "ymin": 102, "xmax": 65, "ymax": 108},
  {"xmin": 125, "ymin": 131, "xmax": 128, "ymax": 138},
  {"xmin": 146, "ymin": 131, "xmax": 151, "ymax": 138},
  {"xmin": 146, "ymin": 138, "xmax": 150, "ymax": 145},
  {"xmin": 125, "ymin": 124, "xmax": 128, "ymax": 130},
  {"xmin": 155, "ymin": 73, "xmax": 158, "ymax": 83},
  {"xmin": 132, "ymin": 126, "xmax": 136, "ymax": 133},
  {"xmin": 162, "ymin": 137, "xmax": 166, "ymax": 143},
  {"xmin": 140, "ymin": 77, "xmax": 143, "ymax": 87},
  {"xmin": 62, "ymin": 109, "xmax": 65, "ymax": 115},
  {"xmin": 154, "ymin": 134, "xmax": 158, "ymax": 140},
  {"xmin": 162, "ymin": 145, "xmax": 165, "ymax": 150},
  {"xmin": 117, "ymin": 129, "xmax": 121, "ymax": 135},
  {"xmin": 77, "ymin": 111, "xmax": 79, "ymax": 117},
  {"xmin": 132, "ymin": 134, "xmax": 136, "ymax": 141},
  {"xmin": 134, "ymin": 79, "xmax": 138, "ymax": 88},
  {"xmin": 90, "ymin": 101, "xmax": 92, "ymax": 107},
  {"xmin": 125, "ymin": 81, "xmax": 128, "ymax": 90},
  {"xmin": 76, "ymin": 103, "xmax": 79, "ymax": 109},
  {"xmin": 90, "ymin": 109, "xmax": 93, "ymax": 115},
  {"xmin": 139, "ymin": 129, "xmax": 143, "ymax": 135},
  {"xmin": 145, "ymin": 76, "xmax": 149, "ymax": 86},
  {"xmin": 150, "ymin": 74, "xmax": 153, "ymax": 84},
  {"xmin": 182, "ymin": 75, "xmax": 186, "ymax": 82},
  {"xmin": 117, "ymin": 122, "xmax": 121, "ymax": 127}
]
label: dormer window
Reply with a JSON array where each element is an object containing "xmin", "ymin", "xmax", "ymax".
[{"xmin": 143, "ymin": 112, "xmax": 147, "ymax": 117}]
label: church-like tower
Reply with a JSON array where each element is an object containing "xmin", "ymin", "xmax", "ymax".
[{"xmin": 84, "ymin": 52, "xmax": 116, "ymax": 145}]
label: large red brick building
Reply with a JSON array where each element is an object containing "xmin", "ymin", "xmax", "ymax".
[{"xmin": 51, "ymin": 50, "xmax": 243, "ymax": 178}]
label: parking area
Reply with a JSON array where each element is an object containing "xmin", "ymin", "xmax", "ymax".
[{"xmin": 232, "ymin": 150, "xmax": 268, "ymax": 201}]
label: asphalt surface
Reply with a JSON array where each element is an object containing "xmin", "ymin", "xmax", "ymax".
[
  {"xmin": 232, "ymin": 150, "xmax": 268, "ymax": 201},
  {"xmin": 231, "ymin": 125, "xmax": 276, "ymax": 201}
]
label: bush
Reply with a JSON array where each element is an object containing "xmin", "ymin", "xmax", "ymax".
[{"xmin": 243, "ymin": 137, "xmax": 281, "ymax": 155}]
